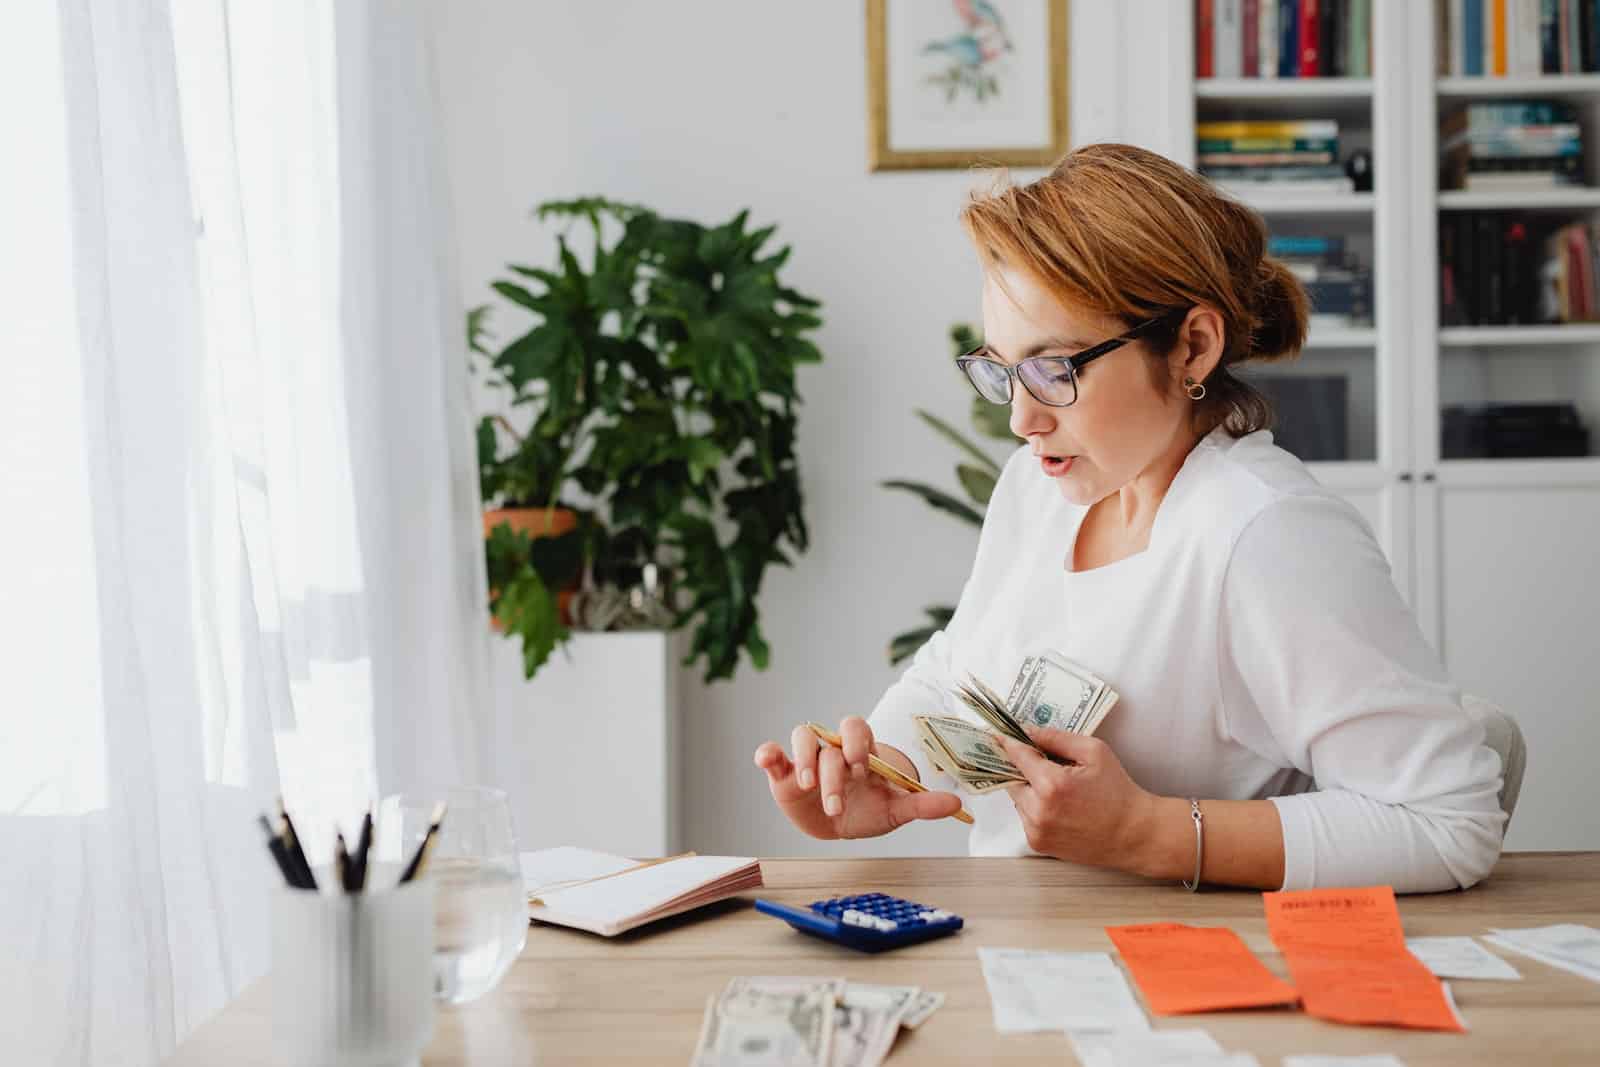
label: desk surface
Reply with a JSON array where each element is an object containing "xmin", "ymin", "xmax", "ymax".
[{"xmin": 167, "ymin": 852, "xmax": 1600, "ymax": 1065}]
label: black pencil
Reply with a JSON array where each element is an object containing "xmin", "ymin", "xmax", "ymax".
[
  {"xmin": 350, "ymin": 809, "xmax": 373, "ymax": 892},
  {"xmin": 398, "ymin": 802, "xmax": 448, "ymax": 884},
  {"xmin": 258, "ymin": 814, "xmax": 304, "ymax": 889},
  {"xmin": 277, "ymin": 798, "xmax": 319, "ymax": 891},
  {"xmin": 334, "ymin": 832, "xmax": 354, "ymax": 893}
]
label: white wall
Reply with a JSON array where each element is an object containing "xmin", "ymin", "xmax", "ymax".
[{"xmin": 430, "ymin": 0, "xmax": 1190, "ymax": 856}]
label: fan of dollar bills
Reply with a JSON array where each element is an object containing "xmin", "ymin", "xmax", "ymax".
[
  {"xmin": 692, "ymin": 976, "xmax": 944, "ymax": 1066},
  {"xmin": 913, "ymin": 650, "xmax": 1119, "ymax": 795}
]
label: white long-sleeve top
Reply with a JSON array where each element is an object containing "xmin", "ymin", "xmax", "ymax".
[{"xmin": 868, "ymin": 427, "xmax": 1507, "ymax": 893}]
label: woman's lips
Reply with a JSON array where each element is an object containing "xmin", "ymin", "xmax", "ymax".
[{"xmin": 1040, "ymin": 455, "xmax": 1075, "ymax": 477}]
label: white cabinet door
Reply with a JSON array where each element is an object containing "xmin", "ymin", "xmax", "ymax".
[{"xmin": 1425, "ymin": 468, "xmax": 1600, "ymax": 850}]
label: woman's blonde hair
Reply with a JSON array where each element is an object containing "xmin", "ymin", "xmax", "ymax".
[{"xmin": 958, "ymin": 142, "xmax": 1310, "ymax": 437}]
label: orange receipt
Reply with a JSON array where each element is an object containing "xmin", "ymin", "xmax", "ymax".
[
  {"xmin": 1105, "ymin": 923, "xmax": 1300, "ymax": 1014},
  {"xmin": 1263, "ymin": 885, "xmax": 1465, "ymax": 1032}
]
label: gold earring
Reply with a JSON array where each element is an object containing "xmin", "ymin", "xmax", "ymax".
[{"xmin": 1184, "ymin": 376, "xmax": 1207, "ymax": 401}]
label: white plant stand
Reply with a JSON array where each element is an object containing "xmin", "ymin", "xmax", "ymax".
[{"xmin": 490, "ymin": 630, "xmax": 681, "ymax": 858}]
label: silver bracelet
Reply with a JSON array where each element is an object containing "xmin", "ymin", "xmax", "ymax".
[{"xmin": 1181, "ymin": 798, "xmax": 1204, "ymax": 892}]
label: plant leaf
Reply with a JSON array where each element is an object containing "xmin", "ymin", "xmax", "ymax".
[
  {"xmin": 879, "ymin": 480, "xmax": 984, "ymax": 526},
  {"xmin": 956, "ymin": 464, "xmax": 997, "ymax": 507},
  {"xmin": 916, "ymin": 409, "xmax": 1003, "ymax": 475}
]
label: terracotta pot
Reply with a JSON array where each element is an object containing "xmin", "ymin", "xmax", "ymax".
[{"xmin": 484, "ymin": 507, "xmax": 580, "ymax": 629}]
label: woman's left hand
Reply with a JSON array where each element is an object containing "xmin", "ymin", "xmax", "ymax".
[{"xmin": 997, "ymin": 727, "xmax": 1155, "ymax": 868}]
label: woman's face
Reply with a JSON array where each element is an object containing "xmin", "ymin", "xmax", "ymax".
[{"xmin": 979, "ymin": 264, "xmax": 1209, "ymax": 507}]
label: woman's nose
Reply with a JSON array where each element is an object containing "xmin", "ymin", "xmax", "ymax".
[{"xmin": 1008, "ymin": 385, "xmax": 1054, "ymax": 440}]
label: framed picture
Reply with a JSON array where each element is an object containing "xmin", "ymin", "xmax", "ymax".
[{"xmin": 866, "ymin": 0, "xmax": 1070, "ymax": 172}]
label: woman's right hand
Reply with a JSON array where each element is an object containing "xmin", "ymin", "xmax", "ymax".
[{"xmin": 752, "ymin": 716, "xmax": 963, "ymax": 840}]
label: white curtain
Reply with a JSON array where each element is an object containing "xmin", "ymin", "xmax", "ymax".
[{"xmin": 0, "ymin": 1, "xmax": 491, "ymax": 1062}]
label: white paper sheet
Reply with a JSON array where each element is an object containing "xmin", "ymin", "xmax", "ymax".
[
  {"xmin": 1405, "ymin": 936, "xmax": 1521, "ymax": 980},
  {"xmin": 1483, "ymin": 924, "xmax": 1600, "ymax": 984},
  {"xmin": 519, "ymin": 846, "xmax": 636, "ymax": 895},
  {"xmin": 1068, "ymin": 1027, "xmax": 1224, "ymax": 1067},
  {"xmin": 1283, "ymin": 1056, "xmax": 1408, "ymax": 1067},
  {"xmin": 977, "ymin": 949, "xmax": 1149, "ymax": 1035}
]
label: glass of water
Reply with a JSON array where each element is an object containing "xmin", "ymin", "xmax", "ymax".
[{"xmin": 377, "ymin": 785, "xmax": 527, "ymax": 1005}]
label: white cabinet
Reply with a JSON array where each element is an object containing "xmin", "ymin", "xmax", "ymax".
[
  {"xmin": 1186, "ymin": 2, "xmax": 1600, "ymax": 847},
  {"xmin": 490, "ymin": 631, "xmax": 682, "ymax": 858}
]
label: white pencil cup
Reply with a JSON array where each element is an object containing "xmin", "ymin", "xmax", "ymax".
[{"xmin": 270, "ymin": 879, "xmax": 437, "ymax": 1067}]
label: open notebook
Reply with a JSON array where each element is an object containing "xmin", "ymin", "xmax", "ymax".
[{"xmin": 520, "ymin": 846, "xmax": 763, "ymax": 937}]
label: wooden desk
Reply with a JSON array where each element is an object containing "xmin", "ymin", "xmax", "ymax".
[{"xmin": 167, "ymin": 853, "xmax": 1600, "ymax": 1065}]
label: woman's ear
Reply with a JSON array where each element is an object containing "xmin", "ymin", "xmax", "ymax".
[{"xmin": 1173, "ymin": 305, "xmax": 1227, "ymax": 385}]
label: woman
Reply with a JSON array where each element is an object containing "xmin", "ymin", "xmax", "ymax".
[{"xmin": 752, "ymin": 143, "xmax": 1506, "ymax": 893}]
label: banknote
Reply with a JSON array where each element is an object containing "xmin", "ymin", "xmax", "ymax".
[
  {"xmin": 694, "ymin": 978, "xmax": 942, "ymax": 1067},
  {"xmin": 1004, "ymin": 649, "xmax": 1119, "ymax": 737},
  {"xmin": 899, "ymin": 990, "xmax": 945, "ymax": 1030},
  {"xmin": 828, "ymin": 983, "xmax": 917, "ymax": 1067},
  {"xmin": 693, "ymin": 977, "xmax": 840, "ymax": 1066},
  {"xmin": 913, "ymin": 714, "xmax": 1026, "ymax": 795}
]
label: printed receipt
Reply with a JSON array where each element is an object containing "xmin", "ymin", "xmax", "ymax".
[
  {"xmin": 1263, "ymin": 886, "xmax": 1465, "ymax": 1032},
  {"xmin": 1105, "ymin": 923, "xmax": 1300, "ymax": 1015}
]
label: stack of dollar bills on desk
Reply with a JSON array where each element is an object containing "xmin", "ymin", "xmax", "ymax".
[
  {"xmin": 692, "ymin": 977, "xmax": 944, "ymax": 1066},
  {"xmin": 914, "ymin": 651, "xmax": 1119, "ymax": 795}
]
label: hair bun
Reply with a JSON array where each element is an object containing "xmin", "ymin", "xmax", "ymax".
[{"xmin": 1249, "ymin": 258, "xmax": 1310, "ymax": 362}]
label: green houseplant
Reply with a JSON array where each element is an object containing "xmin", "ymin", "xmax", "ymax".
[
  {"xmin": 471, "ymin": 196, "xmax": 823, "ymax": 683},
  {"xmin": 881, "ymin": 323, "xmax": 1017, "ymax": 665}
]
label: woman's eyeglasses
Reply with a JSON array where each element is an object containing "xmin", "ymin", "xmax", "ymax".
[{"xmin": 955, "ymin": 309, "xmax": 1186, "ymax": 408}]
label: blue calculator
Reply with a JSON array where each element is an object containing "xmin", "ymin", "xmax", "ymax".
[{"xmin": 754, "ymin": 892, "xmax": 964, "ymax": 953}]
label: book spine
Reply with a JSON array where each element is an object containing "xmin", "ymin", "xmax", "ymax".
[
  {"xmin": 1280, "ymin": 0, "xmax": 1300, "ymax": 76},
  {"xmin": 1476, "ymin": 215, "xmax": 1496, "ymax": 324},
  {"xmin": 1519, "ymin": 0, "xmax": 1542, "ymax": 73},
  {"xmin": 1260, "ymin": 0, "xmax": 1279, "ymax": 75},
  {"xmin": 1558, "ymin": 0, "xmax": 1572, "ymax": 71},
  {"xmin": 1493, "ymin": 0, "xmax": 1509, "ymax": 73},
  {"xmin": 1244, "ymin": 0, "xmax": 1261, "ymax": 74},
  {"xmin": 1542, "ymin": 0, "xmax": 1560, "ymax": 70},
  {"xmin": 1440, "ymin": 211, "xmax": 1459, "ymax": 325},
  {"xmin": 1460, "ymin": 214, "xmax": 1479, "ymax": 324},
  {"xmin": 1199, "ymin": 119, "xmax": 1341, "ymax": 138},
  {"xmin": 1218, "ymin": 0, "xmax": 1243, "ymax": 77},
  {"xmin": 1199, "ymin": 150, "xmax": 1338, "ymax": 165},
  {"xmin": 1300, "ymin": 0, "xmax": 1322, "ymax": 74},
  {"xmin": 1348, "ymin": 0, "xmax": 1370, "ymax": 76},
  {"xmin": 1199, "ymin": 136, "xmax": 1340, "ymax": 151},
  {"xmin": 1580, "ymin": 0, "xmax": 1593, "ymax": 68},
  {"xmin": 1465, "ymin": 0, "xmax": 1485, "ymax": 72},
  {"xmin": 1322, "ymin": 0, "xmax": 1340, "ymax": 75},
  {"xmin": 1199, "ymin": 0, "xmax": 1216, "ymax": 78},
  {"xmin": 1505, "ymin": 220, "xmax": 1528, "ymax": 324}
]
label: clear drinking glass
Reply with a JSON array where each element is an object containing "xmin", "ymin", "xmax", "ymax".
[{"xmin": 377, "ymin": 785, "xmax": 527, "ymax": 1005}]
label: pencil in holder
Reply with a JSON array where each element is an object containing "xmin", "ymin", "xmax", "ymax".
[{"xmin": 270, "ymin": 878, "xmax": 436, "ymax": 1067}]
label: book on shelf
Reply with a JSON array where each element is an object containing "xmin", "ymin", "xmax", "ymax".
[
  {"xmin": 1437, "ymin": 0, "xmax": 1600, "ymax": 77},
  {"xmin": 1270, "ymin": 232, "xmax": 1375, "ymax": 325},
  {"xmin": 1442, "ymin": 403, "xmax": 1590, "ymax": 458},
  {"xmin": 1440, "ymin": 211, "xmax": 1600, "ymax": 325},
  {"xmin": 1438, "ymin": 99, "xmax": 1586, "ymax": 189},
  {"xmin": 1197, "ymin": 0, "xmax": 1371, "ymax": 80},
  {"xmin": 1199, "ymin": 120, "xmax": 1355, "ymax": 193}
]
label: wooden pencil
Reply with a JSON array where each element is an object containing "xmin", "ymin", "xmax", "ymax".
[{"xmin": 804, "ymin": 722, "xmax": 974, "ymax": 825}]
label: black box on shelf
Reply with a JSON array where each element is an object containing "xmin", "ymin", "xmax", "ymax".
[
  {"xmin": 1440, "ymin": 403, "xmax": 1591, "ymax": 459},
  {"xmin": 1255, "ymin": 375, "xmax": 1350, "ymax": 463}
]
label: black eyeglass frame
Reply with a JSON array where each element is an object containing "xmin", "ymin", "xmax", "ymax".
[{"xmin": 954, "ymin": 308, "xmax": 1190, "ymax": 408}]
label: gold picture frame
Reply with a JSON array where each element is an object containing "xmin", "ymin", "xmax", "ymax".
[{"xmin": 866, "ymin": 0, "xmax": 1070, "ymax": 172}]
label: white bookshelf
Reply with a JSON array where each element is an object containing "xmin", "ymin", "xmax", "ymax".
[
  {"xmin": 1441, "ymin": 324, "xmax": 1600, "ymax": 346},
  {"xmin": 1438, "ymin": 188, "xmax": 1600, "ymax": 211},
  {"xmin": 1437, "ymin": 73, "xmax": 1600, "ymax": 97},
  {"xmin": 1187, "ymin": 7, "xmax": 1600, "ymax": 852},
  {"xmin": 1197, "ymin": 77, "xmax": 1374, "ymax": 99}
]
